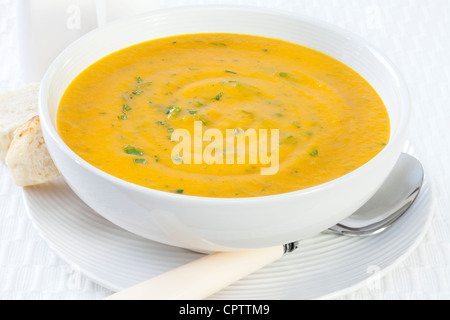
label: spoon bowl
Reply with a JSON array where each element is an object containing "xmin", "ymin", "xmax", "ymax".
[
  {"xmin": 327, "ymin": 153, "xmax": 424, "ymax": 237},
  {"xmin": 106, "ymin": 153, "xmax": 424, "ymax": 300}
]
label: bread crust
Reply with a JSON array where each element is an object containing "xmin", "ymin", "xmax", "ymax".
[{"xmin": 5, "ymin": 115, "xmax": 60, "ymax": 187}]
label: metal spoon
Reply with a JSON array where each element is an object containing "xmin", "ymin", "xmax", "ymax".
[
  {"xmin": 327, "ymin": 152, "xmax": 424, "ymax": 237},
  {"xmin": 106, "ymin": 153, "xmax": 424, "ymax": 300}
]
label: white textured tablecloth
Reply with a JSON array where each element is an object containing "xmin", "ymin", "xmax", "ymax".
[{"xmin": 1, "ymin": 0, "xmax": 449, "ymax": 300}]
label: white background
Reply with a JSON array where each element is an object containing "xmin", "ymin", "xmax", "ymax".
[{"xmin": 0, "ymin": 0, "xmax": 449, "ymax": 299}]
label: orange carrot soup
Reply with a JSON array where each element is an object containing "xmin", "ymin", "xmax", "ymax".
[{"xmin": 57, "ymin": 33, "xmax": 390, "ymax": 198}]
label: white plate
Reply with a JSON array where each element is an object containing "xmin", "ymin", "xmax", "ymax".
[{"xmin": 22, "ymin": 148, "xmax": 435, "ymax": 300}]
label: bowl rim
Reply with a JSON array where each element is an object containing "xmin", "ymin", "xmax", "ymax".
[{"xmin": 39, "ymin": 4, "xmax": 411, "ymax": 204}]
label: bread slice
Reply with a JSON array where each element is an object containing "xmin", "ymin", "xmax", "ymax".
[
  {"xmin": 0, "ymin": 83, "xmax": 41, "ymax": 162},
  {"xmin": 5, "ymin": 115, "xmax": 60, "ymax": 187}
]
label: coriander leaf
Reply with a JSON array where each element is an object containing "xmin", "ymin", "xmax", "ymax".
[
  {"xmin": 309, "ymin": 148, "xmax": 319, "ymax": 157},
  {"xmin": 124, "ymin": 145, "xmax": 144, "ymax": 156},
  {"xmin": 166, "ymin": 106, "xmax": 181, "ymax": 117},
  {"xmin": 234, "ymin": 128, "xmax": 244, "ymax": 136},
  {"xmin": 172, "ymin": 155, "xmax": 183, "ymax": 163}
]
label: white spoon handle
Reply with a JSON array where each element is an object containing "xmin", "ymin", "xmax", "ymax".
[{"xmin": 105, "ymin": 245, "xmax": 285, "ymax": 300}]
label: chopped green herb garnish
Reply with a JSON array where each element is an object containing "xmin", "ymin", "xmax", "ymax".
[
  {"xmin": 196, "ymin": 114, "xmax": 209, "ymax": 126},
  {"xmin": 156, "ymin": 121, "xmax": 168, "ymax": 126},
  {"xmin": 234, "ymin": 128, "xmax": 244, "ymax": 136},
  {"xmin": 309, "ymin": 148, "xmax": 319, "ymax": 157},
  {"xmin": 154, "ymin": 155, "xmax": 160, "ymax": 162},
  {"xmin": 166, "ymin": 106, "xmax": 181, "ymax": 117},
  {"xmin": 167, "ymin": 128, "xmax": 174, "ymax": 133},
  {"xmin": 123, "ymin": 104, "xmax": 132, "ymax": 112},
  {"xmin": 137, "ymin": 77, "xmax": 142, "ymax": 84},
  {"xmin": 225, "ymin": 70, "xmax": 237, "ymax": 74},
  {"xmin": 173, "ymin": 106, "xmax": 181, "ymax": 113},
  {"xmin": 117, "ymin": 114, "xmax": 128, "ymax": 120},
  {"xmin": 124, "ymin": 145, "xmax": 144, "ymax": 156},
  {"xmin": 276, "ymin": 113, "xmax": 283, "ymax": 117},
  {"xmin": 172, "ymin": 155, "xmax": 183, "ymax": 163},
  {"xmin": 132, "ymin": 91, "xmax": 142, "ymax": 95},
  {"xmin": 226, "ymin": 80, "xmax": 242, "ymax": 87},
  {"xmin": 292, "ymin": 121, "xmax": 301, "ymax": 128},
  {"xmin": 282, "ymin": 136, "xmax": 297, "ymax": 145},
  {"xmin": 279, "ymin": 72, "xmax": 289, "ymax": 78},
  {"xmin": 189, "ymin": 110, "xmax": 198, "ymax": 115},
  {"xmin": 133, "ymin": 159, "xmax": 147, "ymax": 164},
  {"xmin": 196, "ymin": 101, "xmax": 205, "ymax": 107},
  {"xmin": 176, "ymin": 189, "xmax": 184, "ymax": 194},
  {"xmin": 214, "ymin": 92, "xmax": 223, "ymax": 101}
]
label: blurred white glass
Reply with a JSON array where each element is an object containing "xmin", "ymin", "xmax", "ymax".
[
  {"xmin": 95, "ymin": 0, "xmax": 161, "ymax": 27},
  {"xmin": 17, "ymin": 0, "xmax": 98, "ymax": 82},
  {"xmin": 17, "ymin": 0, "xmax": 161, "ymax": 83}
]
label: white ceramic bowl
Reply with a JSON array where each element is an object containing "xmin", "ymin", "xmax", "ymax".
[{"xmin": 39, "ymin": 5, "xmax": 410, "ymax": 252}]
